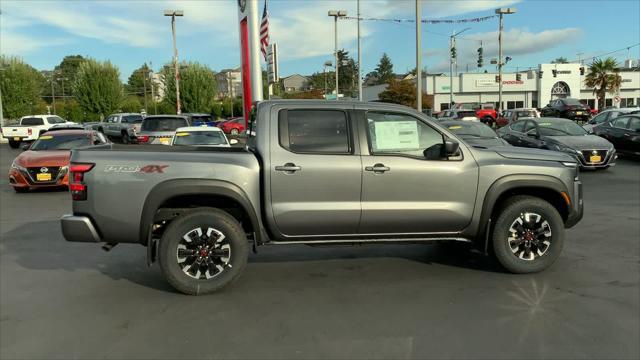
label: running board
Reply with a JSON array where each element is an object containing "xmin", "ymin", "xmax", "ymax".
[{"xmin": 267, "ymin": 237, "xmax": 472, "ymax": 245}]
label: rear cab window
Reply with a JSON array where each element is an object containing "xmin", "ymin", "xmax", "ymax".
[
  {"xmin": 21, "ymin": 117, "xmax": 45, "ymax": 126},
  {"xmin": 141, "ymin": 117, "xmax": 189, "ymax": 132},
  {"xmin": 279, "ymin": 109, "xmax": 351, "ymax": 154},
  {"xmin": 123, "ymin": 115, "xmax": 143, "ymax": 124}
]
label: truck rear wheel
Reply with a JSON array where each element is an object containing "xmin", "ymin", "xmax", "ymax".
[
  {"xmin": 492, "ymin": 196, "xmax": 564, "ymax": 273},
  {"xmin": 158, "ymin": 209, "xmax": 249, "ymax": 295},
  {"xmin": 8, "ymin": 140, "xmax": 20, "ymax": 149}
]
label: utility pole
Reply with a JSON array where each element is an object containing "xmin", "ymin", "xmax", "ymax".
[
  {"xmin": 328, "ymin": 10, "xmax": 347, "ymax": 100},
  {"xmin": 51, "ymin": 74, "xmax": 56, "ymax": 114},
  {"xmin": 142, "ymin": 66, "xmax": 149, "ymax": 113},
  {"xmin": 357, "ymin": 0, "xmax": 362, "ymax": 101},
  {"xmin": 164, "ymin": 9, "xmax": 184, "ymax": 114},
  {"xmin": 149, "ymin": 61, "xmax": 158, "ymax": 115},
  {"xmin": 496, "ymin": 8, "xmax": 516, "ymax": 114},
  {"xmin": 415, "ymin": 0, "xmax": 422, "ymax": 111},
  {"xmin": 449, "ymin": 28, "xmax": 470, "ymax": 107}
]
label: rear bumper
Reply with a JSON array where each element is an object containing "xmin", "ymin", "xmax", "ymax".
[{"xmin": 60, "ymin": 215, "xmax": 102, "ymax": 243}]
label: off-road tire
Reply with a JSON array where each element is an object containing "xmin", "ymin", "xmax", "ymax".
[
  {"xmin": 158, "ymin": 209, "xmax": 249, "ymax": 295},
  {"xmin": 492, "ymin": 195, "xmax": 564, "ymax": 273},
  {"xmin": 8, "ymin": 140, "xmax": 20, "ymax": 149}
]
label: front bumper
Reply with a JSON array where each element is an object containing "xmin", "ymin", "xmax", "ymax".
[
  {"xmin": 8, "ymin": 167, "xmax": 69, "ymax": 188},
  {"xmin": 565, "ymin": 180, "xmax": 583, "ymax": 228},
  {"xmin": 573, "ymin": 149, "xmax": 616, "ymax": 169},
  {"xmin": 60, "ymin": 215, "xmax": 102, "ymax": 242}
]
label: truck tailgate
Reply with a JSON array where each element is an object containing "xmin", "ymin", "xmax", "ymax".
[
  {"xmin": 69, "ymin": 145, "xmax": 261, "ymax": 244},
  {"xmin": 3, "ymin": 126, "xmax": 32, "ymax": 138}
]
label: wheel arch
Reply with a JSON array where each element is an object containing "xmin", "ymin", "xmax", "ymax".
[
  {"xmin": 140, "ymin": 179, "xmax": 262, "ymax": 252},
  {"xmin": 478, "ymin": 175, "xmax": 571, "ymax": 253}
]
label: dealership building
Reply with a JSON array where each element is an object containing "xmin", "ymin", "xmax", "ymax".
[{"xmin": 364, "ymin": 63, "xmax": 640, "ymax": 112}]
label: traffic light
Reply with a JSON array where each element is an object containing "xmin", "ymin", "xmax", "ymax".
[
  {"xmin": 552, "ymin": 69, "xmax": 557, "ymax": 77},
  {"xmin": 450, "ymin": 46, "xmax": 457, "ymax": 59},
  {"xmin": 477, "ymin": 47, "xmax": 483, "ymax": 68},
  {"xmin": 495, "ymin": 75, "xmax": 501, "ymax": 83},
  {"xmin": 580, "ymin": 66, "xmax": 585, "ymax": 75},
  {"xmin": 516, "ymin": 73, "xmax": 522, "ymax": 81}
]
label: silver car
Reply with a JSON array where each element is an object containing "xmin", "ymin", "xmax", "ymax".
[{"xmin": 137, "ymin": 115, "xmax": 189, "ymax": 145}]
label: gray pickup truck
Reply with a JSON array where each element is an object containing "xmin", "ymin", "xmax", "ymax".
[
  {"xmin": 61, "ymin": 100, "xmax": 583, "ymax": 295},
  {"xmin": 97, "ymin": 113, "xmax": 144, "ymax": 143}
]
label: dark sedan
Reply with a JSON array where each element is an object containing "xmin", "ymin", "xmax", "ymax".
[
  {"xmin": 497, "ymin": 117, "xmax": 616, "ymax": 169},
  {"xmin": 441, "ymin": 120, "xmax": 509, "ymax": 148},
  {"xmin": 593, "ymin": 114, "xmax": 640, "ymax": 157},
  {"xmin": 540, "ymin": 98, "xmax": 591, "ymax": 122}
]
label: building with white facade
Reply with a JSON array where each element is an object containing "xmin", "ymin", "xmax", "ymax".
[
  {"xmin": 424, "ymin": 63, "xmax": 639, "ymax": 111},
  {"xmin": 216, "ymin": 68, "xmax": 243, "ymax": 99}
]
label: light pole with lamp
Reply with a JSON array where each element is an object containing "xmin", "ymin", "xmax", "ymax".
[
  {"xmin": 164, "ymin": 9, "xmax": 184, "ymax": 114},
  {"xmin": 328, "ymin": 10, "xmax": 347, "ymax": 100},
  {"xmin": 495, "ymin": 7, "xmax": 516, "ymax": 114}
]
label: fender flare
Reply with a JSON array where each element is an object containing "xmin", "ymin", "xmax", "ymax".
[
  {"xmin": 478, "ymin": 174, "xmax": 569, "ymax": 252},
  {"xmin": 140, "ymin": 179, "xmax": 262, "ymax": 247}
]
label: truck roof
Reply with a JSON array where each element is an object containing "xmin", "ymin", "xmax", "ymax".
[{"xmin": 258, "ymin": 99, "xmax": 416, "ymax": 111}]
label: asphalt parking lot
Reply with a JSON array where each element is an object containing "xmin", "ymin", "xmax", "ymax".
[{"xmin": 0, "ymin": 145, "xmax": 638, "ymax": 359}]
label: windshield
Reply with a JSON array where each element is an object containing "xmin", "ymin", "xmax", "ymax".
[
  {"xmin": 445, "ymin": 122, "xmax": 497, "ymax": 138},
  {"xmin": 173, "ymin": 131, "xmax": 228, "ymax": 146},
  {"xmin": 30, "ymin": 134, "xmax": 91, "ymax": 150},
  {"xmin": 537, "ymin": 120, "xmax": 587, "ymax": 136},
  {"xmin": 563, "ymin": 99, "xmax": 583, "ymax": 106},
  {"xmin": 141, "ymin": 118, "xmax": 188, "ymax": 132}
]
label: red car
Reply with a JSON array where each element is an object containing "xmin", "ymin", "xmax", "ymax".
[
  {"xmin": 218, "ymin": 117, "xmax": 246, "ymax": 135},
  {"xmin": 8, "ymin": 129, "xmax": 107, "ymax": 193},
  {"xmin": 452, "ymin": 102, "xmax": 497, "ymax": 125}
]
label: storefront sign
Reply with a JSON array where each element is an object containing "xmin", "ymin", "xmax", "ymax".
[
  {"xmin": 475, "ymin": 79, "xmax": 495, "ymax": 87},
  {"xmin": 502, "ymin": 80, "xmax": 524, "ymax": 85}
]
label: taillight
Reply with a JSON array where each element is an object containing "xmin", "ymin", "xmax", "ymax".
[
  {"xmin": 69, "ymin": 162, "xmax": 94, "ymax": 201},
  {"xmin": 137, "ymin": 135, "xmax": 149, "ymax": 143},
  {"xmin": 28, "ymin": 128, "xmax": 32, "ymax": 135}
]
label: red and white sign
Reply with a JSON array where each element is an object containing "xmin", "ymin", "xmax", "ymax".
[
  {"xmin": 614, "ymin": 95, "xmax": 621, "ymax": 103},
  {"xmin": 237, "ymin": 0, "xmax": 264, "ymax": 126}
]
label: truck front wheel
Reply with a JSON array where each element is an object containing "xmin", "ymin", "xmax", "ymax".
[
  {"xmin": 492, "ymin": 196, "xmax": 564, "ymax": 273},
  {"xmin": 158, "ymin": 209, "xmax": 249, "ymax": 295}
]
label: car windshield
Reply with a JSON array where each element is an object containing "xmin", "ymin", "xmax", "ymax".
[
  {"xmin": 537, "ymin": 120, "xmax": 587, "ymax": 136},
  {"xmin": 141, "ymin": 118, "xmax": 188, "ymax": 132},
  {"xmin": 516, "ymin": 111, "xmax": 537, "ymax": 117},
  {"xmin": 456, "ymin": 111, "xmax": 476, "ymax": 118},
  {"xmin": 30, "ymin": 134, "xmax": 90, "ymax": 150},
  {"xmin": 173, "ymin": 131, "xmax": 228, "ymax": 146},
  {"xmin": 445, "ymin": 122, "xmax": 498, "ymax": 138},
  {"xmin": 563, "ymin": 99, "xmax": 583, "ymax": 106}
]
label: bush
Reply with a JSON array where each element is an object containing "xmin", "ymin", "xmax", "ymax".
[
  {"xmin": 120, "ymin": 96, "xmax": 142, "ymax": 113},
  {"xmin": 211, "ymin": 102, "xmax": 223, "ymax": 119}
]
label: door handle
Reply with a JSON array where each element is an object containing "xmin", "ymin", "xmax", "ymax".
[
  {"xmin": 365, "ymin": 163, "xmax": 390, "ymax": 173},
  {"xmin": 275, "ymin": 163, "xmax": 301, "ymax": 173}
]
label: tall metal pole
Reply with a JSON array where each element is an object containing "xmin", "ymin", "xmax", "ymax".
[
  {"xmin": 334, "ymin": 16, "xmax": 339, "ymax": 100},
  {"xmin": 142, "ymin": 68, "xmax": 149, "ymax": 113},
  {"xmin": 0, "ymin": 73, "xmax": 4, "ymax": 128},
  {"xmin": 357, "ymin": 0, "xmax": 362, "ymax": 101},
  {"xmin": 449, "ymin": 35, "xmax": 453, "ymax": 107},
  {"xmin": 170, "ymin": 15, "xmax": 181, "ymax": 114},
  {"xmin": 497, "ymin": 12, "xmax": 503, "ymax": 114},
  {"xmin": 415, "ymin": 0, "xmax": 422, "ymax": 111},
  {"xmin": 51, "ymin": 75, "xmax": 56, "ymax": 114}
]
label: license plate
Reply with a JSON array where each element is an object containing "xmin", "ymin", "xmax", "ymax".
[
  {"xmin": 36, "ymin": 173, "xmax": 52, "ymax": 181},
  {"xmin": 13, "ymin": 137, "xmax": 21, "ymax": 141},
  {"xmin": 590, "ymin": 155, "xmax": 602, "ymax": 163},
  {"xmin": 160, "ymin": 138, "xmax": 170, "ymax": 145},
  {"xmin": 575, "ymin": 111, "xmax": 583, "ymax": 115}
]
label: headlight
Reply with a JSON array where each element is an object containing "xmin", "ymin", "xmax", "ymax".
[{"xmin": 11, "ymin": 160, "xmax": 26, "ymax": 172}]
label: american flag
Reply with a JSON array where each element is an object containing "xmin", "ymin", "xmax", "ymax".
[{"xmin": 260, "ymin": 0, "xmax": 269, "ymax": 61}]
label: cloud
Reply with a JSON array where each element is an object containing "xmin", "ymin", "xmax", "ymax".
[
  {"xmin": 0, "ymin": 30, "xmax": 68, "ymax": 55},
  {"xmin": 362, "ymin": 0, "xmax": 521, "ymax": 18},
  {"xmin": 426, "ymin": 27, "xmax": 584, "ymax": 72}
]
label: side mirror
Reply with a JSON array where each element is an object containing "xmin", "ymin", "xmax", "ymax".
[
  {"xmin": 445, "ymin": 138, "xmax": 460, "ymax": 156},
  {"xmin": 229, "ymin": 139, "xmax": 239, "ymax": 145},
  {"xmin": 21, "ymin": 144, "xmax": 30, "ymax": 151}
]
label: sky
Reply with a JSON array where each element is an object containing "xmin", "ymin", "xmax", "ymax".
[{"xmin": 1, "ymin": 0, "xmax": 640, "ymax": 81}]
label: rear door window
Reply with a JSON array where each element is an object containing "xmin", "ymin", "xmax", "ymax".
[
  {"xmin": 628, "ymin": 118, "xmax": 640, "ymax": 132},
  {"xmin": 279, "ymin": 110, "xmax": 350, "ymax": 154},
  {"xmin": 21, "ymin": 117, "xmax": 44, "ymax": 126},
  {"xmin": 611, "ymin": 117, "xmax": 630, "ymax": 129}
]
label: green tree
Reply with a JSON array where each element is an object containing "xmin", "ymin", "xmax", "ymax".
[
  {"xmin": 211, "ymin": 102, "xmax": 223, "ymax": 119},
  {"xmin": 161, "ymin": 61, "xmax": 217, "ymax": 113},
  {"xmin": 119, "ymin": 96, "xmax": 143, "ymax": 113},
  {"xmin": 375, "ymin": 53, "xmax": 394, "ymax": 84},
  {"xmin": 308, "ymin": 71, "xmax": 335, "ymax": 97},
  {"xmin": 585, "ymin": 57, "xmax": 622, "ymax": 109},
  {"xmin": 157, "ymin": 100, "xmax": 177, "ymax": 115},
  {"xmin": 378, "ymin": 79, "xmax": 432, "ymax": 109},
  {"xmin": 551, "ymin": 57, "xmax": 569, "ymax": 64},
  {"xmin": 0, "ymin": 56, "xmax": 45, "ymax": 119},
  {"xmin": 58, "ymin": 99, "xmax": 84, "ymax": 122},
  {"xmin": 337, "ymin": 50, "xmax": 357, "ymax": 98},
  {"xmin": 42, "ymin": 55, "xmax": 86, "ymax": 102},
  {"xmin": 73, "ymin": 59, "xmax": 124, "ymax": 119}
]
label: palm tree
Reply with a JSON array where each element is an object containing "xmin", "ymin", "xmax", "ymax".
[{"xmin": 585, "ymin": 57, "xmax": 622, "ymax": 109}]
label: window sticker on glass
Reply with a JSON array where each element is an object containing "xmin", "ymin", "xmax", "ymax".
[
  {"xmin": 448, "ymin": 125, "xmax": 462, "ymax": 130},
  {"xmin": 374, "ymin": 120, "xmax": 419, "ymax": 150},
  {"xmin": 175, "ymin": 132, "xmax": 190, "ymax": 137}
]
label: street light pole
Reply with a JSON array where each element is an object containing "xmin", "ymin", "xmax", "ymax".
[
  {"xmin": 164, "ymin": 9, "xmax": 184, "ymax": 114},
  {"xmin": 449, "ymin": 27, "xmax": 471, "ymax": 107},
  {"xmin": 496, "ymin": 8, "xmax": 516, "ymax": 114},
  {"xmin": 328, "ymin": 10, "xmax": 347, "ymax": 100},
  {"xmin": 51, "ymin": 74, "xmax": 56, "ymax": 114},
  {"xmin": 416, "ymin": 0, "xmax": 422, "ymax": 112},
  {"xmin": 357, "ymin": 0, "xmax": 362, "ymax": 101}
]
